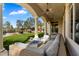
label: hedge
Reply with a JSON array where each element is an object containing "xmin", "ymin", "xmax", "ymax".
[{"xmin": 3, "ymin": 32, "xmax": 44, "ymax": 50}]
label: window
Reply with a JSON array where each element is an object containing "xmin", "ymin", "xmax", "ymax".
[
  {"xmin": 75, "ymin": 4, "xmax": 79, "ymax": 44},
  {"xmin": 71, "ymin": 6, "xmax": 73, "ymax": 39}
]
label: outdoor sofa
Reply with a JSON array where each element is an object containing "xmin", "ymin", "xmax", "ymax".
[{"xmin": 18, "ymin": 34, "xmax": 60, "ymax": 56}]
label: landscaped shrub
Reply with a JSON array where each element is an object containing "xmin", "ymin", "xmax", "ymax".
[
  {"xmin": 3, "ymin": 33, "xmax": 34, "ymax": 50},
  {"xmin": 38, "ymin": 32, "xmax": 44, "ymax": 38}
]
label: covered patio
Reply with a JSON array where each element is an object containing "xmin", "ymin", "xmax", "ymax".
[{"xmin": 0, "ymin": 3, "xmax": 79, "ymax": 56}]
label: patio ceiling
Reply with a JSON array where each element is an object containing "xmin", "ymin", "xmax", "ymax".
[
  {"xmin": 19, "ymin": 3, "xmax": 65, "ymax": 23},
  {"xmin": 37, "ymin": 3, "xmax": 65, "ymax": 22},
  {"xmin": 38, "ymin": 3, "xmax": 65, "ymax": 19}
]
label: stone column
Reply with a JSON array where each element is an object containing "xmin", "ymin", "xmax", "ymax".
[
  {"xmin": 47, "ymin": 21, "xmax": 51, "ymax": 37},
  {"xmin": 62, "ymin": 16, "xmax": 65, "ymax": 38},
  {"xmin": 50, "ymin": 23, "xmax": 52, "ymax": 35},
  {"xmin": 47, "ymin": 22, "xmax": 49, "ymax": 34},
  {"xmin": 44, "ymin": 21, "xmax": 47, "ymax": 35},
  {"xmin": 58, "ymin": 19, "xmax": 62, "ymax": 34},
  {"xmin": 47, "ymin": 22, "xmax": 50, "ymax": 35},
  {"xmin": 34, "ymin": 17, "xmax": 38, "ymax": 38},
  {"xmin": 65, "ymin": 4, "xmax": 71, "ymax": 38},
  {"xmin": 0, "ymin": 3, "xmax": 3, "ymax": 52},
  {"xmin": 49, "ymin": 22, "xmax": 52, "ymax": 39},
  {"xmin": 72, "ymin": 3, "xmax": 75, "ymax": 41}
]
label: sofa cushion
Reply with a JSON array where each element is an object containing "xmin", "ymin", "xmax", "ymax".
[
  {"xmin": 41, "ymin": 35, "xmax": 49, "ymax": 43},
  {"xmin": 19, "ymin": 40, "xmax": 54, "ymax": 56},
  {"xmin": 45, "ymin": 35, "xmax": 59, "ymax": 56},
  {"xmin": 19, "ymin": 47, "xmax": 44, "ymax": 56},
  {"xmin": 42, "ymin": 40, "xmax": 53, "ymax": 49},
  {"xmin": 51, "ymin": 34, "xmax": 57, "ymax": 40}
]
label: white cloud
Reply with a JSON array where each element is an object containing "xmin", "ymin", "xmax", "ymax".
[
  {"xmin": 3, "ymin": 16, "xmax": 7, "ymax": 19},
  {"xmin": 9, "ymin": 11, "xmax": 18, "ymax": 15},
  {"xmin": 9, "ymin": 10, "xmax": 27, "ymax": 15},
  {"xmin": 18, "ymin": 10, "xmax": 26, "ymax": 14}
]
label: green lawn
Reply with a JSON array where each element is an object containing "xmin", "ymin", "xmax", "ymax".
[{"xmin": 3, "ymin": 32, "xmax": 44, "ymax": 50}]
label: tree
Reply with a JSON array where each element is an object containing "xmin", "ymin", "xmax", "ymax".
[
  {"xmin": 10, "ymin": 25, "xmax": 14, "ymax": 32},
  {"xmin": 37, "ymin": 18, "xmax": 44, "ymax": 32},
  {"xmin": 16, "ymin": 20, "xmax": 23, "ymax": 28},
  {"xmin": 23, "ymin": 17, "xmax": 35, "ymax": 32},
  {"xmin": 4, "ymin": 21, "xmax": 11, "ymax": 32},
  {"xmin": 23, "ymin": 17, "xmax": 35, "ymax": 29},
  {"xmin": 16, "ymin": 20, "xmax": 24, "ymax": 33},
  {"xmin": 3, "ymin": 21, "xmax": 14, "ymax": 33},
  {"xmin": 38, "ymin": 19, "xmax": 43, "ymax": 26},
  {"xmin": 5, "ymin": 21, "xmax": 10, "ymax": 28}
]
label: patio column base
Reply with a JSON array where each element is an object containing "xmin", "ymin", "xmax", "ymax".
[
  {"xmin": 0, "ymin": 48, "xmax": 8, "ymax": 56},
  {"xmin": 0, "ymin": 48, "xmax": 5, "ymax": 52},
  {"xmin": 34, "ymin": 34, "xmax": 39, "ymax": 38}
]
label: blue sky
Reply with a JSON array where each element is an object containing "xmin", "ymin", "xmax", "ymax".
[{"xmin": 3, "ymin": 3, "xmax": 43, "ymax": 28}]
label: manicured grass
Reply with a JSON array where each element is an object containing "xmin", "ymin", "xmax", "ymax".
[{"xmin": 3, "ymin": 32, "xmax": 44, "ymax": 50}]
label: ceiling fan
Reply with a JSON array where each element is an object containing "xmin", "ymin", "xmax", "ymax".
[
  {"xmin": 45, "ymin": 3, "xmax": 52, "ymax": 14},
  {"xmin": 44, "ymin": 3, "xmax": 54, "ymax": 19}
]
